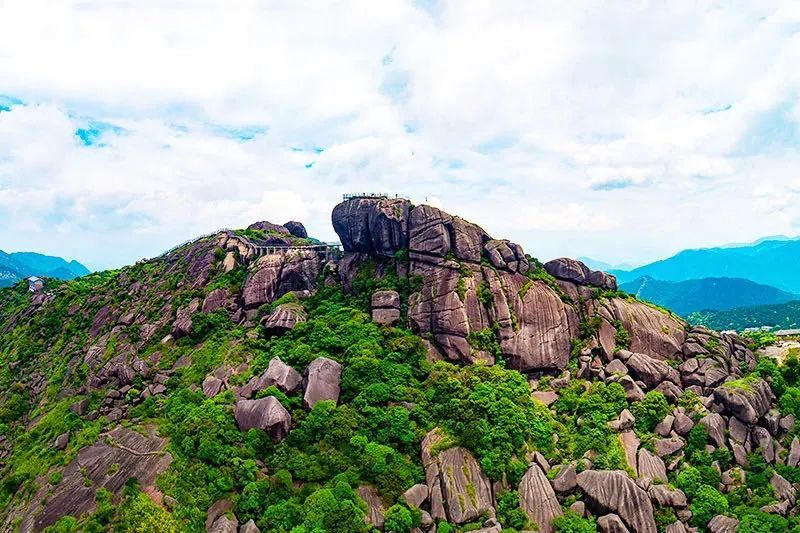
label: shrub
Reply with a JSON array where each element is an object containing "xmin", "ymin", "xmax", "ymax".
[
  {"xmin": 384, "ymin": 504, "xmax": 414, "ymax": 533},
  {"xmin": 690, "ymin": 485, "xmax": 728, "ymax": 527},
  {"xmin": 632, "ymin": 391, "xmax": 670, "ymax": 433},
  {"xmin": 553, "ymin": 510, "xmax": 596, "ymax": 532}
]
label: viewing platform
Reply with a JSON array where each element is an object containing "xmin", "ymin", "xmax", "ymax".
[{"xmin": 342, "ymin": 193, "xmax": 410, "ymax": 201}]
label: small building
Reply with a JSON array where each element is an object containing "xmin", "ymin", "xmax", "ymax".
[
  {"xmin": 775, "ymin": 329, "xmax": 800, "ymax": 337},
  {"xmin": 26, "ymin": 276, "xmax": 44, "ymax": 293}
]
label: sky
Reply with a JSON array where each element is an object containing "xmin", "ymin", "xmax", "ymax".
[{"xmin": 1, "ymin": 1, "xmax": 799, "ymax": 271}]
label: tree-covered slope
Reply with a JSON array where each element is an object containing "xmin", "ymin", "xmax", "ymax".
[
  {"xmin": 0, "ymin": 201, "xmax": 798, "ymax": 533},
  {"xmin": 621, "ymin": 276, "xmax": 799, "ymax": 316},
  {"xmin": 0, "ymin": 250, "xmax": 90, "ymax": 288},
  {"xmin": 689, "ymin": 300, "xmax": 800, "ymax": 332}
]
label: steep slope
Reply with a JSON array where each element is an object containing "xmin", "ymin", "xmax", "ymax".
[
  {"xmin": 621, "ymin": 276, "xmax": 799, "ymax": 316},
  {"xmin": 0, "ymin": 200, "xmax": 796, "ymax": 533},
  {"xmin": 689, "ymin": 300, "xmax": 800, "ymax": 331},
  {"xmin": 612, "ymin": 239, "xmax": 800, "ymax": 293}
]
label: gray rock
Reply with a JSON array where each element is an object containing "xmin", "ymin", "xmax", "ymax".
[
  {"xmin": 648, "ymin": 485, "xmax": 687, "ymax": 508},
  {"xmin": 713, "ymin": 378, "xmax": 774, "ymax": 425},
  {"xmin": 262, "ymin": 303, "xmax": 307, "ymax": 333},
  {"xmin": 403, "ymin": 483, "xmax": 428, "ymax": 508},
  {"xmin": 358, "ymin": 485, "xmax": 385, "ymax": 529},
  {"xmin": 708, "ymin": 515, "xmax": 738, "ymax": 533},
  {"xmin": 699, "ymin": 413, "xmax": 726, "ymax": 448},
  {"xmin": 672, "ymin": 412, "xmax": 694, "ymax": 436},
  {"xmin": 637, "ymin": 448, "xmax": 667, "ymax": 483},
  {"xmin": 772, "ymin": 472, "xmax": 796, "ymax": 505},
  {"xmin": 624, "ymin": 351, "xmax": 680, "ymax": 389},
  {"xmin": 421, "ymin": 429, "xmax": 493, "ymax": 524},
  {"xmin": 249, "ymin": 357, "xmax": 302, "ymax": 394},
  {"xmin": 283, "ymin": 221, "xmax": 307, "ymax": 238},
  {"xmin": 576, "ymin": 470, "xmax": 656, "ymax": 533},
  {"xmin": 208, "ymin": 515, "xmax": 238, "ymax": 533},
  {"xmin": 654, "ymin": 437, "xmax": 685, "ymax": 457},
  {"xmin": 551, "ymin": 464, "xmax": 577, "ymax": 493},
  {"xmin": 234, "ymin": 397, "xmax": 291, "ymax": 441},
  {"xmin": 304, "ymin": 357, "xmax": 342, "ymax": 408},
  {"xmin": 655, "ymin": 415, "xmax": 674, "ymax": 437},
  {"xmin": 239, "ymin": 519, "xmax": 260, "ymax": 533},
  {"xmin": 519, "ymin": 463, "xmax": 562, "ymax": 533},
  {"xmin": 788, "ymin": 437, "xmax": 800, "ymax": 467},
  {"xmin": 597, "ymin": 513, "xmax": 630, "ymax": 533},
  {"xmin": 55, "ymin": 432, "xmax": 70, "ymax": 450}
]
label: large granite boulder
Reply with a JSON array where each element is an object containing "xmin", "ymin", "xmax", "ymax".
[
  {"xmin": 713, "ymin": 378, "xmax": 774, "ymax": 425},
  {"xmin": 283, "ymin": 221, "xmax": 308, "ymax": 239},
  {"xmin": 519, "ymin": 463, "xmax": 562, "ymax": 533},
  {"xmin": 246, "ymin": 357, "xmax": 303, "ymax": 395},
  {"xmin": 304, "ymin": 357, "xmax": 342, "ymax": 408},
  {"xmin": 421, "ymin": 429, "xmax": 493, "ymax": 524},
  {"xmin": 234, "ymin": 397, "xmax": 291, "ymax": 441},
  {"xmin": 595, "ymin": 298, "xmax": 685, "ymax": 360},
  {"xmin": 576, "ymin": 470, "xmax": 656, "ymax": 533},
  {"xmin": 242, "ymin": 251, "xmax": 321, "ymax": 309},
  {"xmin": 620, "ymin": 351, "xmax": 680, "ymax": 389},
  {"xmin": 332, "ymin": 197, "xmax": 410, "ymax": 256},
  {"xmin": 261, "ymin": 303, "xmax": 307, "ymax": 333},
  {"xmin": 544, "ymin": 258, "xmax": 617, "ymax": 290},
  {"xmin": 17, "ymin": 427, "xmax": 172, "ymax": 532}
]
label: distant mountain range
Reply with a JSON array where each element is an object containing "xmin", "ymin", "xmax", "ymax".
[
  {"xmin": 620, "ymin": 276, "xmax": 799, "ymax": 316},
  {"xmin": 688, "ymin": 300, "xmax": 800, "ymax": 332},
  {"xmin": 577, "ymin": 256, "xmax": 638, "ymax": 272},
  {"xmin": 0, "ymin": 250, "xmax": 90, "ymax": 287},
  {"xmin": 610, "ymin": 239, "xmax": 800, "ymax": 294}
]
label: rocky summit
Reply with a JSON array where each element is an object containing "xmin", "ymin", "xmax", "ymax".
[{"xmin": 0, "ymin": 197, "xmax": 798, "ymax": 532}]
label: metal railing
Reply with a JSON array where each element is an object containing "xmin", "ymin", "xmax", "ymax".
[{"xmin": 342, "ymin": 193, "xmax": 410, "ymax": 201}]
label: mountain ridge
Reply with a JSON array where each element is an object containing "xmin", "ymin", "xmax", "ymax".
[{"xmin": 620, "ymin": 275, "xmax": 799, "ymax": 316}]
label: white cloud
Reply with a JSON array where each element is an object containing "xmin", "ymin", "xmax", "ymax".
[{"xmin": 0, "ymin": 0, "xmax": 799, "ymax": 269}]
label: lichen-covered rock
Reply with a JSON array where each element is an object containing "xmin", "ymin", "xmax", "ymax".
[
  {"xmin": 622, "ymin": 351, "xmax": 680, "ymax": 389},
  {"xmin": 261, "ymin": 303, "xmax": 307, "ymax": 332},
  {"xmin": 597, "ymin": 298, "xmax": 685, "ymax": 360},
  {"xmin": 519, "ymin": 463, "xmax": 562, "ymax": 533},
  {"xmin": 420, "ymin": 429, "xmax": 493, "ymax": 524},
  {"xmin": 551, "ymin": 463, "xmax": 577, "ymax": 493},
  {"xmin": 358, "ymin": 485, "xmax": 385, "ymax": 529},
  {"xmin": 619, "ymin": 430, "xmax": 640, "ymax": 476},
  {"xmin": 304, "ymin": 357, "xmax": 342, "ymax": 408},
  {"xmin": 648, "ymin": 485, "xmax": 687, "ymax": 508},
  {"xmin": 202, "ymin": 288, "xmax": 228, "ymax": 314},
  {"xmin": 576, "ymin": 470, "xmax": 656, "ymax": 533},
  {"xmin": 713, "ymin": 378, "xmax": 774, "ymax": 425},
  {"xmin": 17, "ymin": 427, "xmax": 172, "ymax": 532},
  {"xmin": 234, "ymin": 397, "xmax": 291, "ymax": 441},
  {"xmin": 239, "ymin": 519, "xmax": 260, "ymax": 533},
  {"xmin": 403, "ymin": 483, "xmax": 428, "ymax": 508}
]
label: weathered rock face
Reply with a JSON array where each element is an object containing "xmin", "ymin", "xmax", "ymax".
[
  {"xmin": 358, "ymin": 485, "xmax": 385, "ymax": 529},
  {"xmin": 246, "ymin": 357, "xmax": 302, "ymax": 395},
  {"xmin": 332, "ymin": 197, "xmax": 410, "ymax": 256},
  {"xmin": 576, "ymin": 470, "xmax": 656, "ymax": 533},
  {"xmin": 242, "ymin": 251, "xmax": 321, "ymax": 309},
  {"xmin": 234, "ymin": 397, "xmax": 291, "ymax": 441},
  {"xmin": 19, "ymin": 427, "xmax": 172, "ymax": 532},
  {"xmin": 261, "ymin": 303, "xmax": 307, "ymax": 333},
  {"xmin": 595, "ymin": 298, "xmax": 685, "ymax": 360},
  {"xmin": 372, "ymin": 289, "xmax": 401, "ymax": 325},
  {"xmin": 620, "ymin": 351, "xmax": 680, "ymax": 389},
  {"xmin": 421, "ymin": 429, "xmax": 494, "ymax": 524},
  {"xmin": 714, "ymin": 378, "xmax": 775, "ymax": 425},
  {"xmin": 519, "ymin": 464, "xmax": 562, "ymax": 533},
  {"xmin": 303, "ymin": 357, "xmax": 342, "ymax": 408}
]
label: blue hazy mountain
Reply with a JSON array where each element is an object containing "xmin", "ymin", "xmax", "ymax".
[
  {"xmin": 620, "ymin": 276, "xmax": 799, "ymax": 316},
  {"xmin": 611, "ymin": 239, "xmax": 800, "ymax": 294},
  {"xmin": 0, "ymin": 250, "xmax": 90, "ymax": 287}
]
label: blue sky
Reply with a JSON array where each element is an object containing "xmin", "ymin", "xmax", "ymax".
[{"xmin": 1, "ymin": 1, "xmax": 799, "ymax": 271}]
